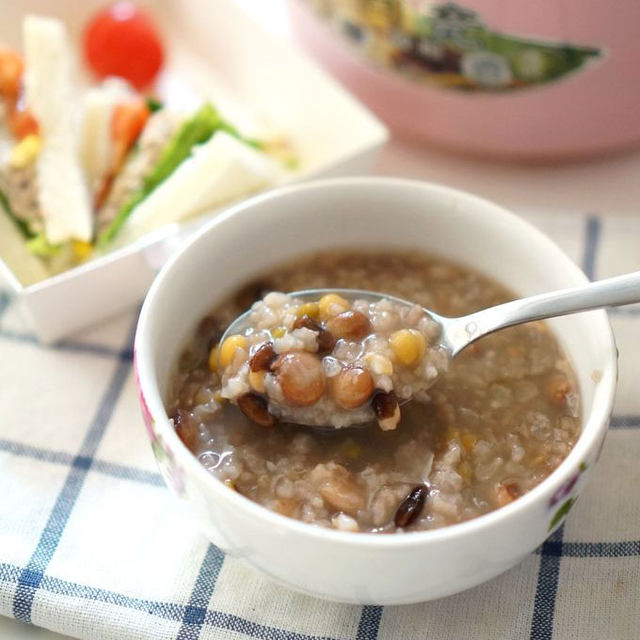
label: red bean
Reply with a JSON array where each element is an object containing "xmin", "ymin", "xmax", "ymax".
[
  {"xmin": 394, "ymin": 484, "xmax": 429, "ymax": 528},
  {"xmin": 237, "ymin": 393, "xmax": 276, "ymax": 427},
  {"xmin": 272, "ymin": 352, "xmax": 326, "ymax": 406},
  {"xmin": 173, "ymin": 410, "xmax": 199, "ymax": 449},
  {"xmin": 325, "ymin": 311, "xmax": 371, "ymax": 340},
  {"xmin": 372, "ymin": 391, "xmax": 401, "ymax": 430},
  {"xmin": 330, "ymin": 366, "xmax": 374, "ymax": 410},
  {"xmin": 316, "ymin": 329, "xmax": 337, "ymax": 354},
  {"xmin": 372, "ymin": 391, "xmax": 398, "ymax": 419},
  {"xmin": 293, "ymin": 314, "xmax": 336, "ymax": 353},
  {"xmin": 293, "ymin": 314, "xmax": 320, "ymax": 331},
  {"xmin": 249, "ymin": 342, "xmax": 276, "ymax": 372}
]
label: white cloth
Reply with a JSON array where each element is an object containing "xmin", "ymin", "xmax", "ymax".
[{"xmin": 0, "ymin": 213, "xmax": 638, "ymax": 640}]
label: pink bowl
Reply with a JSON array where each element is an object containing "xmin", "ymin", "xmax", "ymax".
[{"xmin": 288, "ymin": 0, "xmax": 640, "ymax": 160}]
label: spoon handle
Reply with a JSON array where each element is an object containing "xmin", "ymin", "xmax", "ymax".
[{"xmin": 445, "ymin": 271, "xmax": 640, "ymax": 355}]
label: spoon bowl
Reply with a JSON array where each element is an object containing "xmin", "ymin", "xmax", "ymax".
[{"xmin": 221, "ymin": 271, "xmax": 640, "ymax": 428}]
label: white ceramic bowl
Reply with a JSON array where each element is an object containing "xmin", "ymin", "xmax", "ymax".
[{"xmin": 134, "ymin": 178, "xmax": 616, "ymax": 604}]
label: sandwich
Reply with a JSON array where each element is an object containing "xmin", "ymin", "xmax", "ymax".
[
  {"xmin": 86, "ymin": 99, "xmax": 282, "ymax": 249},
  {"xmin": 0, "ymin": 15, "xmax": 92, "ymax": 267},
  {"xmin": 0, "ymin": 14, "xmax": 287, "ymax": 276}
]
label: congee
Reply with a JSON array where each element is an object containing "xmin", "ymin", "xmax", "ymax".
[{"xmin": 167, "ymin": 251, "xmax": 580, "ymax": 533}]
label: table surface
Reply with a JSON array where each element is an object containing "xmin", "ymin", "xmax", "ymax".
[
  {"xmin": 5, "ymin": 139, "xmax": 640, "ymax": 640},
  {"xmin": 3, "ymin": 1, "xmax": 640, "ymax": 638}
]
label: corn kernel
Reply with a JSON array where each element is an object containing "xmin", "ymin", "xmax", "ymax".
[
  {"xmin": 72, "ymin": 240, "xmax": 93, "ymax": 260},
  {"xmin": 249, "ymin": 370, "xmax": 266, "ymax": 393},
  {"xmin": 224, "ymin": 478, "xmax": 236, "ymax": 490},
  {"xmin": 213, "ymin": 392, "xmax": 227, "ymax": 404},
  {"xmin": 365, "ymin": 352, "xmax": 393, "ymax": 376},
  {"xmin": 9, "ymin": 134, "xmax": 41, "ymax": 169},
  {"xmin": 218, "ymin": 335, "xmax": 247, "ymax": 368},
  {"xmin": 296, "ymin": 302, "xmax": 319, "ymax": 319},
  {"xmin": 389, "ymin": 329, "xmax": 426, "ymax": 366},
  {"xmin": 208, "ymin": 346, "xmax": 219, "ymax": 371},
  {"xmin": 318, "ymin": 294, "xmax": 349, "ymax": 320},
  {"xmin": 271, "ymin": 326, "xmax": 286, "ymax": 338}
]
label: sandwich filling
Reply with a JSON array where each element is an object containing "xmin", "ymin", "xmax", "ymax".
[{"xmin": 0, "ymin": 13, "xmax": 292, "ymax": 278}]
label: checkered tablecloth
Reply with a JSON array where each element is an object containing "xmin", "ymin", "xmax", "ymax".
[{"xmin": 1, "ymin": 213, "xmax": 639, "ymax": 640}]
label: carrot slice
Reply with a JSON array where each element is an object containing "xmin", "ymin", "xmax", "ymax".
[
  {"xmin": 94, "ymin": 97, "xmax": 150, "ymax": 209},
  {"xmin": 0, "ymin": 47, "xmax": 24, "ymax": 100}
]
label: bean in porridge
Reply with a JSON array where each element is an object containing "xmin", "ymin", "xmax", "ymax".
[
  {"xmin": 167, "ymin": 251, "xmax": 580, "ymax": 533},
  {"xmin": 215, "ymin": 292, "xmax": 448, "ymax": 429}
]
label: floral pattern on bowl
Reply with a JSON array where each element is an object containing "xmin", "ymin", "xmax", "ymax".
[
  {"xmin": 134, "ymin": 351, "xmax": 186, "ymax": 497},
  {"xmin": 548, "ymin": 461, "xmax": 588, "ymax": 531}
]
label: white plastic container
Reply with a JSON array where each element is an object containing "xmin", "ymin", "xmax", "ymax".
[{"xmin": 0, "ymin": 0, "xmax": 387, "ymax": 342}]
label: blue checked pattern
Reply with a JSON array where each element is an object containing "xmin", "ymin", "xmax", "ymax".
[{"xmin": 0, "ymin": 214, "xmax": 639, "ymax": 640}]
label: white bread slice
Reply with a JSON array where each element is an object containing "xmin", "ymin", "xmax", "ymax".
[
  {"xmin": 0, "ymin": 211, "xmax": 50, "ymax": 286},
  {"xmin": 23, "ymin": 15, "xmax": 92, "ymax": 243},
  {"xmin": 120, "ymin": 130, "xmax": 282, "ymax": 240},
  {"xmin": 80, "ymin": 79, "xmax": 132, "ymax": 187}
]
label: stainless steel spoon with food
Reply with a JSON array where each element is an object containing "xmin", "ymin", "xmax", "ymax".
[{"xmin": 222, "ymin": 271, "xmax": 640, "ymax": 426}]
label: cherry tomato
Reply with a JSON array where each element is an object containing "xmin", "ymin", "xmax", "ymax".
[{"xmin": 83, "ymin": 3, "xmax": 164, "ymax": 89}]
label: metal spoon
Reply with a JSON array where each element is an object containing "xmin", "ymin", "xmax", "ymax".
[
  {"xmin": 222, "ymin": 272, "xmax": 640, "ymax": 425},
  {"xmin": 225, "ymin": 272, "xmax": 640, "ymax": 354}
]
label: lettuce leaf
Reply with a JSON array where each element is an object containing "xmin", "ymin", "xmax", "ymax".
[
  {"xmin": 96, "ymin": 103, "xmax": 262, "ymax": 248},
  {"xmin": 145, "ymin": 96, "xmax": 163, "ymax": 112},
  {"xmin": 0, "ymin": 188, "xmax": 35, "ymax": 239},
  {"xmin": 26, "ymin": 232, "xmax": 61, "ymax": 257},
  {"xmin": 97, "ymin": 104, "xmax": 224, "ymax": 247}
]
